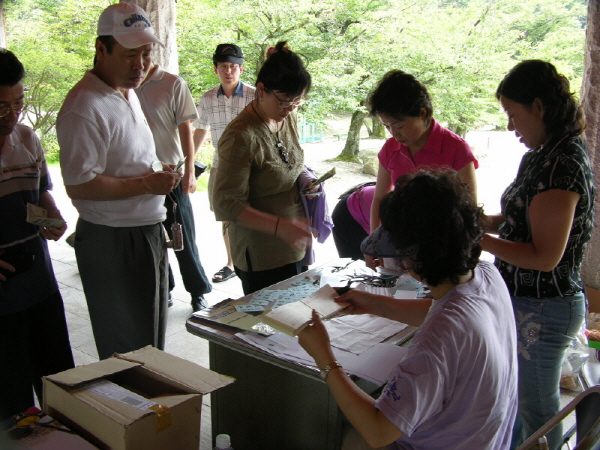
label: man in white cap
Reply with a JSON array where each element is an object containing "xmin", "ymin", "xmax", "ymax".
[{"xmin": 57, "ymin": 2, "xmax": 181, "ymax": 360}]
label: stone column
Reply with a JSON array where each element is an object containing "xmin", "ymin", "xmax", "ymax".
[
  {"xmin": 581, "ymin": 0, "xmax": 600, "ymax": 311},
  {"xmin": 125, "ymin": 0, "xmax": 178, "ymax": 73},
  {"xmin": 0, "ymin": 0, "xmax": 6, "ymax": 48}
]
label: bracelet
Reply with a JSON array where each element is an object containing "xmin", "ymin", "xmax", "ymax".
[
  {"xmin": 320, "ymin": 360, "xmax": 344, "ymax": 381},
  {"xmin": 274, "ymin": 217, "xmax": 280, "ymax": 236}
]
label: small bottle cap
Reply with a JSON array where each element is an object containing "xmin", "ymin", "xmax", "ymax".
[{"xmin": 216, "ymin": 434, "xmax": 231, "ymax": 449}]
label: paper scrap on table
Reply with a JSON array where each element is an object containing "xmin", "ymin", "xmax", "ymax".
[
  {"xmin": 393, "ymin": 290, "xmax": 419, "ymax": 299},
  {"xmin": 234, "ymin": 304, "xmax": 266, "ymax": 313},
  {"xmin": 338, "ymin": 344, "xmax": 410, "ymax": 385},
  {"xmin": 395, "ymin": 274, "xmax": 423, "ymax": 291},
  {"xmin": 328, "ymin": 314, "xmax": 409, "ymax": 354}
]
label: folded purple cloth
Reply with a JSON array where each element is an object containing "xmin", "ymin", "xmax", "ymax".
[{"xmin": 298, "ymin": 167, "xmax": 334, "ymax": 266}]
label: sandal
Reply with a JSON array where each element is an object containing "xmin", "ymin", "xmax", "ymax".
[{"xmin": 212, "ymin": 266, "xmax": 236, "ymax": 283}]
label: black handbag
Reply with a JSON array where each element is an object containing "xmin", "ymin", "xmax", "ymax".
[{"xmin": 338, "ymin": 181, "xmax": 376, "ymax": 199}]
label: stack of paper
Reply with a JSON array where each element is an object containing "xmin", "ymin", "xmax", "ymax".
[{"xmin": 236, "ymin": 314, "xmax": 410, "ymax": 385}]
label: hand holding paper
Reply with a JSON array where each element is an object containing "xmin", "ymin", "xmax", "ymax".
[
  {"xmin": 297, "ymin": 310, "xmax": 336, "ymax": 368},
  {"xmin": 27, "ymin": 203, "xmax": 66, "ymax": 229}
]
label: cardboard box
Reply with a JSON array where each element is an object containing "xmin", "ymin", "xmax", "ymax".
[{"xmin": 43, "ymin": 346, "xmax": 234, "ymax": 450}]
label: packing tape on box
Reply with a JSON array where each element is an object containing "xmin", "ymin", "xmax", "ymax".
[{"xmin": 149, "ymin": 404, "xmax": 172, "ymax": 432}]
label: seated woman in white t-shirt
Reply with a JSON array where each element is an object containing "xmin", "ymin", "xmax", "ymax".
[{"xmin": 298, "ymin": 170, "xmax": 518, "ymax": 450}]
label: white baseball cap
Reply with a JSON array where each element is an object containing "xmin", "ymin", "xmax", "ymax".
[{"xmin": 97, "ymin": 3, "xmax": 164, "ymax": 49}]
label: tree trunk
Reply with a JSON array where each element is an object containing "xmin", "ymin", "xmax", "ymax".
[
  {"xmin": 447, "ymin": 120, "xmax": 468, "ymax": 138},
  {"xmin": 581, "ymin": 0, "xmax": 600, "ymax": 310},
  {"xmin": 336, "ymin": 109, "xmax": 367, "ymax": 162},
  {"xmin": 371, "ymin": 116, "xmax": 386, "ymax": 139},
  {"xmin": 126, "ymin": 0, "xmax": 178, "ymax": 73}
]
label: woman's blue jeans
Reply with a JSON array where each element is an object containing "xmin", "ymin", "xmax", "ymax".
[{"xmin": 509, "ymin": 292, "xmax": 586, "ymax": 450}]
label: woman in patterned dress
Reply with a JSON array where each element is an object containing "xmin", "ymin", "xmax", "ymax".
[{"xmin": 482, "ymin": 60, "xmax": 595, "ymax": 450}]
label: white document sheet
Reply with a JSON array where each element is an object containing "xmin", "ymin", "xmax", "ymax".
[{"xmin": 235, "ymin": 312, "xmax": 411, "ymax": 385}]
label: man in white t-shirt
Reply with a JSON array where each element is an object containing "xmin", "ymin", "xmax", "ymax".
[
  {"xmin": 193, "ymin": 44, "xmax": 255, "ymax": 284},
  {"xmin": 57, "ymin": 3, "xmax": 181, "ymax": 360},
  {"xmin": 136, "ymin": 64, "xmax": 212, "ymax": 312}
]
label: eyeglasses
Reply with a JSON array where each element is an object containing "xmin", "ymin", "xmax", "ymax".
[
  {"xmin": 0, "ymin": 105, "xmax": 24, "ymax": 118},
  {"xmin": 268, "ymin": 90, "xmax": 306, "ymax": 109},
  {"xmin": 217, "ymin": 63, "xmax": 240, "ymax": 72}
]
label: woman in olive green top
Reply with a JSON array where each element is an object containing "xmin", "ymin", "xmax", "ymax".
[{"xmin": 212, "ymin": 41, "xmax": 314, "ymax": 295}]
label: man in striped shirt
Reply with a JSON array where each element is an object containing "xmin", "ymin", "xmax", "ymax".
[
  {"xmin": 193, "ymin": 44, "xmax": 255, "ymax": 284},
  {"xmin": 0, "ymin": 49, "xmax": 74, "ymax": 419}
]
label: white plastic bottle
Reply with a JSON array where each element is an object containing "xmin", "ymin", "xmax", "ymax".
[{"xmin": 214, "ymin": 434, "xmax": 234, "ymax": 450}]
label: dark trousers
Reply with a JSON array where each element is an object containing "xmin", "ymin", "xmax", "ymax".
[
  {"xmin": 331, "ymin": 194, "xmax": 368, "ymax": 261},
  {"xmin": 235, "ymin": 258, "xmax": 303, "ymax": 296},
  {"xmin": 165, "ymin": 184, "xmax": 212, "ymax": 298},
  {"xmin": 0, "ymin": 291, "xmax": 74, "ymax": 420},
  {"xmin": 75, "ymin": 219, "xmax": 168, "ymax": 360}
]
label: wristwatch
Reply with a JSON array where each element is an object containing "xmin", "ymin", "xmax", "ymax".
[{"xmin": 320, "ymin": 361, "xmax": 343, "ymax": 381}]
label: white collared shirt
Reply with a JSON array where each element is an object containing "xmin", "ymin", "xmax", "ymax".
[{"xmin": 135, "ymin": 66, "xmax": 198, "ymax": 165}]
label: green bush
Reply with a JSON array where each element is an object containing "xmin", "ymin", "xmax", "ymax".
[{"xmin": 41, "ymin": 134, "xmax": 60, "ymax": 164}]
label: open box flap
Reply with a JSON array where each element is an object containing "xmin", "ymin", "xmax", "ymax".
[
  {"xmin": 116, "ymin": 346, "xmax": 234, "ymax": 394},
  {"xmin": 45, "ymin": 358, "xmax": 141, "ymax": 386}
]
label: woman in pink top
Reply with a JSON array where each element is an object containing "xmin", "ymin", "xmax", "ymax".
[{"xmin": 331, "ymin": 70, "xmax": 478, "ymax": 266}]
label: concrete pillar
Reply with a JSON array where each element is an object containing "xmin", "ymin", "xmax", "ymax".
[
  {"xmin": 0, "ymin": 0, "xmax": 6, "ymax": 48},
  {"xmin": 125, "ymin": 0, "xmax": 178, "ymax": 73},
  {"xmin": 581, "ymin": 0, "xmax": 600, "ymax": 311}
]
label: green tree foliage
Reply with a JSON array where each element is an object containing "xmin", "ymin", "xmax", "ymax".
[
  {"xmin": 2, "ymin": 0, "xmax": 586, "ymax": 161},
  {"xmin": 3, "ymin": 0, "xmax": 97, "ymax": 160}
]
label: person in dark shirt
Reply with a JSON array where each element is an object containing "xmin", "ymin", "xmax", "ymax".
[
  {"xmin": 482, "ymin": 60, "xmax": 595, "ymax": 450},
  {"xmin": 0, "ymin": 49, "xmax": 74, "ymax": 419}
]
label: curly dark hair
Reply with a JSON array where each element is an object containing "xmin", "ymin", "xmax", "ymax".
[
  {"xmin": 255, "ymin": 41, "xmax": 311, "ymax": 98},
  {"xmin": 0, "ymin": 48, "xmax": 25, "ymax": 87},
  {"xmin": 496, "ymin": 60, "xmax": 585, "ymax": 138},
  {"xmin": 380, "ymin": 170, "xmax": 484, "ymax": 287},
  {"xmin": 368, "ymin": 69, "xmax": 433, "ymax": 124}
]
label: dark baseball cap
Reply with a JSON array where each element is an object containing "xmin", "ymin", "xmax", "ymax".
[
  {"xmin": 360, "ymin": 226, "xmax": 418, "ymax": 259},
  {"xmin": 213, "ymin": 44, "xmax": 244, "ymax": 65}
]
